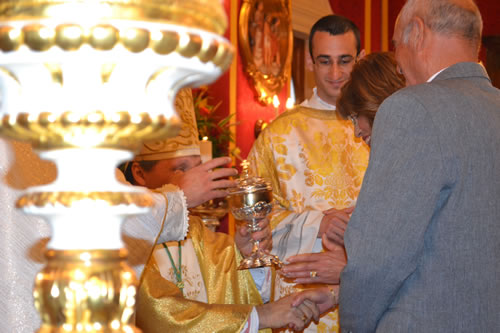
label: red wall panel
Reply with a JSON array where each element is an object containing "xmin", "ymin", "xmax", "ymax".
[{"xmin": 329, "ymin": 1, "xmax": 366, "ymax": 50}]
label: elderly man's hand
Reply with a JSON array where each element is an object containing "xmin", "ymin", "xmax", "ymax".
[
  {"xmin": 257, "ymin": 294, "xmax": 320, "ymax": 331},
  {"xmin": 171, "ymin": 157, "xmax": 238, "ymax": 208},
  {"xmin": 234, "ymin": 217, "xmax": 272, "ymax": 257},
  {"xmin": 318, "ymin": 206, "xmax": 354, "ymax": 246},
  {"xmin": 280, "ymin": 247, "xmax": 347, "ymax": 285}
]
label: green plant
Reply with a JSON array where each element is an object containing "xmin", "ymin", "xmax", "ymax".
[{"xmin": 193, "ymin": 86, "xmax": 241, "ymax": 159}]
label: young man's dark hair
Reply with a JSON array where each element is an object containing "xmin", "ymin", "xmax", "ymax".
[{"xmin": 308, "ymin": 15, "xmax": 361, "ymax": 60}]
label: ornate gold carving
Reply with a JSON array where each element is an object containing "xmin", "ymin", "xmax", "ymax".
[
  {"xmin": 34, "ymin": 249, "xmax": 140, "ymax": 332},
  {"xmin": 0, "ymin": 23, "xmax": 233, "ymax": 72},
  {"xmin": 0, "ymin": 111, "xmax": 181, "ymax": 149},
  {"xmin": 17, "ymin": 191, "xmax": 154, "ymax": 208},
  {"xmin": 238, "ymin": 0, "xmax": 293, "ymax": 104},
  {"xmin": 0, "ymin": 0, "xmax": 228, "ymax": 35}
]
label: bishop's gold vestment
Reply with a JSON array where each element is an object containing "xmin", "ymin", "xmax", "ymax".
[
  {"xmin": 248, "ymin": 106, "xmax": 369, "ymax": 332},
  {"xmin": 136, "ymin": 216, "xmax": 269, "ymax": 333}
]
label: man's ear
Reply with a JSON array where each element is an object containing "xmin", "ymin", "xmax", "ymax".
[
  {"xmin": 409, "ymin": 16, "xmax": 426, "ymax": 52},
  {"xmin": 357, "ymin": 49, "xmax": 366, "ymax": 60},
  {"xmin": 131, "ymin": 162, "xmax": 147, "ymax": 186}
]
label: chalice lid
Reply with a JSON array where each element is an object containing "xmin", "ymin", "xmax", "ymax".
[{"xmin": 228, "ymin": 160, "xmax": 272, "ymax": 195}]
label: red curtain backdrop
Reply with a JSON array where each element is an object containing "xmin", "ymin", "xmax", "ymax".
[{"xmin": 329, "ymin": 1, "xmax": 366, "ymax": 49}]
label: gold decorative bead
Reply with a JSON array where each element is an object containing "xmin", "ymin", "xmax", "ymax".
[
  {"xmin": 39, "ymin": 112, "xmax": 57, "ymax": 126},
  {"xmin": 110, "ymin": 111, "xmax": 131, "ymax": 126},
  {"xmin": 198, "ymin": 39, "xmax": 219, "ymax": 63},
  {"xmin": 0, "ymin": 110, "xmax": 181, "ymax": 149},
  {"xmin": 177, "ymin": 33, "xmax": 202, "ymax": 58},
  {"xmin": 24, "ymin": 24, "xmax": 56, "ymax": 51},
  {"xmin": 89, "ymin": 25, "xmax": 118, "ymax": 50},
  {"xmin": 0, "ymin": 26, "xmax": 23, "ymax": 52},
  {"xmin": 150, "ymin": 30, "xmax": 179, "ymax": 55},
  {"xmin": 62, "ymin": 111, "xmax": 81, "ymax": 125},
  {"xmin": 121, "ymin": 27, "xmax": 150, "ymax": 53},
  {"xmin": 85, "ymin": 111, "xmax": 105, "ymax": 125},
  {"xmin": 212, "ymin": 44, "xmax": 233, "ymax": 69},
  {"xmin": 55, "ymin": 24, "xmax": 85, "ymax": 51}
]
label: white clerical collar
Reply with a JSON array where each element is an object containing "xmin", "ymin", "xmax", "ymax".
[
  {"xmin": 427, "ymin": 67, "xmax": 448, "ymax": 82},
  {"xmin": 300, "ymin": 87, "xmax": 336, "ymax": 110}
]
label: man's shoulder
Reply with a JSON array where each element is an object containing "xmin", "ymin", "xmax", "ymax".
[
  {"xmin": 270, "ymin": 105, "xmax": 340, "ymax": 125},
  {"xmin": 274, "ymin": 106, "xmax": 308, "ymax": 120},
  {"xmin": 383, "ymin": 68, "xmax": 500, "ymax": 111},
  {"xmin": 259, "ymin": 107, "xmax": 305, "ymax": 133}
]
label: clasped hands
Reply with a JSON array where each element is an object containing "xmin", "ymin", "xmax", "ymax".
[{"xmin": 257, "ymin": 285, "xmax": 339, "ymax": 331}]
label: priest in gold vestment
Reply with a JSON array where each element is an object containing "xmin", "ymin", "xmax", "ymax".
[
  {"xmin": 248, "ymin": 15, "xmax": 370, "ymax": 332},
  {"xmin": 125, "ymin": 88, "xmax": 320, "ymax": 332}
]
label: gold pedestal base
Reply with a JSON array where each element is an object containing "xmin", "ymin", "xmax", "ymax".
[
  {"xmin": 34, "ymin": 249, "xmax": 141, "ymax": 333},
  {"xmin": 238, "ymin": 254, "xmax": 283, "ymax": 270}
]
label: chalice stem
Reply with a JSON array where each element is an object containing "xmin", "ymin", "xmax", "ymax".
[
  {"xmin": 249, "ymin": 219, "xmax": 261, "ymax": 256},
  {"xmin": 251, "ymin": 240, "xmax": 260, "ymax": 256}
]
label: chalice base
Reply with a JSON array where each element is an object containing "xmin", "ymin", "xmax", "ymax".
[{"xmin": 238, "ymin": 250, "xmax": 282, "ymax": 270}]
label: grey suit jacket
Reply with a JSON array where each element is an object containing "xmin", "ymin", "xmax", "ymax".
[{"xmin": 339, "ymin": 62, "xmax": 500, "ymax": 332}]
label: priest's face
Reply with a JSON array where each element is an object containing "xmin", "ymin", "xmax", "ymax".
[
  {"xmin": 308, "ymin": 30, "xmax": 360, "ymax": 106},
  {"xmin": 133, "ymin": 155, "xmax": 201, "ymax": 190}
]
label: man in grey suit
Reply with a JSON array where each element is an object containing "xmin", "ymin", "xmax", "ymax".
[{"xmin": 336, "ymin": 0, "xmax": 500, "ymax": 331}]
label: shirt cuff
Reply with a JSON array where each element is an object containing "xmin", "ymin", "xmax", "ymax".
[
  {"xmin": 241, "ymin": 307, "xmax": 259, "ymax": 333},
  {"xmin": 156, "ymin": 184, "xmax": 189, "ymax": 241}
]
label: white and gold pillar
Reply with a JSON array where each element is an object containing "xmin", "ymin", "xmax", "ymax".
[{"xmin": 0, "ymin": 0, "xmax": 233, "ymax": 331}]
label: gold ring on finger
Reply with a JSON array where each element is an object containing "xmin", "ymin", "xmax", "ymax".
[{"xmin": 310, "ymin": 271, "xmax": 317, "ymax": 278}]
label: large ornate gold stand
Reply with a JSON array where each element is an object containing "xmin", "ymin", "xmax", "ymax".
[
  {"xmin": 0, "ymin": 0, "xmax": 232, "ymax": 331},
  {"xmin": 34, "ymin": 249, "xmax": 139, "ymax": 332}
]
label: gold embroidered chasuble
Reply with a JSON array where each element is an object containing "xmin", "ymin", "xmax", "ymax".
[
  {"xmin": 136, "ymin": 216, "xmax": 269, "ymax": 333},
  {"xmin": 248, "ymin": 106, "xmax": 369, "ymax": 332}
]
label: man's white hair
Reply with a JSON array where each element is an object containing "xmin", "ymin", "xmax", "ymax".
[{"xmin": 399, "ymin": 0, "xmax": 482, "ymax": 50}]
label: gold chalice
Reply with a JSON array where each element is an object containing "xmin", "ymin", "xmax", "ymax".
[{"xmin": 227, "ymin": 161, "xmax": 281, "ymax": 269}]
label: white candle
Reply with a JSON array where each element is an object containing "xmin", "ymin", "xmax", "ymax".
[
  {"xmin": 273, "ymin": 95, "xmax": 280, "ymax": 118},
  {"xmin": 200, "ymin": 137, "xmax": 213, "ymax": 163}
]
